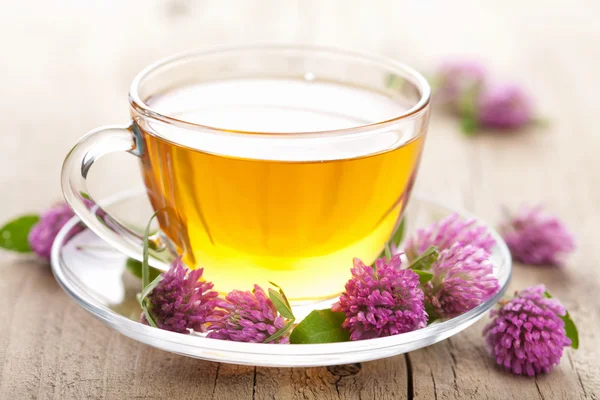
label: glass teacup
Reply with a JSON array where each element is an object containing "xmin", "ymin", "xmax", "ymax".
[{"xmin": 62, "ymin": 45, "xmax": 431, "ymax": 301}]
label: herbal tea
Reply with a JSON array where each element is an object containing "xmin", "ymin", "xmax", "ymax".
[{"xmin": 138, "ymin": 78, "xmax": 425, "ymax": 300}]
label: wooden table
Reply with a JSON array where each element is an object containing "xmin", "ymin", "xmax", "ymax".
[{"xmin": 1, "ymin": 1, "xmax": 599, "ymax": 398}]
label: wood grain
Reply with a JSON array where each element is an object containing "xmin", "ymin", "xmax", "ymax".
[{"xmin": 1, "ymin": 0, "xmax": 599, "ymax": 398}]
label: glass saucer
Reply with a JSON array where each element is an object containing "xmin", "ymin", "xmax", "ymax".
[{"xmin": 51, "ymin": 189, "xmax": 511, "ymax": 367}]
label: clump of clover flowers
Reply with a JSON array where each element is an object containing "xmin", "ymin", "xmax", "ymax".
[
  {"xmin": 139, "ymin": 258, "xmax": 295, "ymax": 343},
  {"xmin": 137, "ymin": 214, "xmax": 296, "ymax": 342},
  {"xmin": 0, "ymin": 199, "xmax": 578, "ymax": 376},
  {"xmin": 295, "ymin": 214, "xmax": 500, "ymax": 341},
  {"xmin": 430, "ymin": 60, "xmax": 544, "ymax": 134},
  {"xmin": 137, "ymin": 213, "xmax": 502, "ymax": 343},
  {"xmin": 129, "ymin": 211, "xmax": 578, "ymax": 377}
]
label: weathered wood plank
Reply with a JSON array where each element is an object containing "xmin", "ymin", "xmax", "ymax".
[
  {"xmin": 1, "ymin": 0, "xmax": 599, "ymax": 399},
  {"xmin": 335, "ymin": 357, "xmax": 408, "ymax": 400}
]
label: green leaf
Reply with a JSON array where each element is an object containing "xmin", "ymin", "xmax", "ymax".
[
  {"xmin": 414, "ymin": 270, "xmax": 434, "ymax": 284},
  {"xmin": 268, "ymin": 281, "xmax": 292, "ymax": 310},
  {"xmin": 140, "ymin": 301, "xmax": 159, "ymax": 328},
  {"xmin": 135, "ymin": 292, "xmax": 158, "ymax": 327},
  {"xmin": 264, "ymin": 319, "xmax": 295, "ymax": 343},
  {"xmin": 562, "ymin": 311, "xmax": 579, "ymax": 350},
  {"xmin": 289, "ymin": 309, "xmax": 350, "ymax": 344},
  {"xmin": 458, "ymin": 87, "xmax": 479, "ymax": 135},
  {"xmin": 425, "ymin": 301, "xmax": 439, "ymax": 324},
  {"xmin": 139, "ymin": 211, "xmax": 161, "ymax": 327},
  {"xmin": 376, "ymin": 218, "xmax": 407, "ymax": 261},
  {"xmin": 460, "ymin": 115, "xmax": 478, "ymax": 135},
  {"xmin": 532, "ymin": 117, "xmax": 550, "ymax": 129},
  {"xmin": 137, "ymin": 270, "xmax": 163, "ymax": 329},
  {"xmin": 386, "ymin": 74, "xmax": 405, "ymax": 90},
  {"xmin": 0, "ymin": 215, "xmax": 40, "ymax": 252},
  {"xmin": 125, "ymin": 257, "xmax": 161, "ymax": 281},
  {"xmin": 139, "ymin": 274, "xmax": 164, "ymax": 305},
  {"xmin": 408, "ymin": 246, "xmax": 439, "ymax": 271},
  {"xmin": 390, "ymin": 218, "xmax": 406, "ymax": 248},
  {"xmin": 142, "ymin": 211, "xmax": 160, "ymax": 290},
  {"xmin": 268, "ymin": 288, "xmax": 295, "ymax": 320},
  {"xmin": 544, "ymin": 291, "xmax": 579, "ymax": 349},
  {"xmin": 384, "ymin": 244, "xmax": 392, "ymax": 262}
]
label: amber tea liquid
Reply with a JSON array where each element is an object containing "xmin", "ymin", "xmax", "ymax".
[{"xmin": 138, "ymin": 78, "xmax": 425, "ymax": 301}]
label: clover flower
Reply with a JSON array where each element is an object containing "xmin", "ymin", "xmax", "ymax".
[
  {"xmin": 206, "ymin": 285, "xmax": 290, "ymax": 343},
  {"xmin": 501, "ymin": 206, "xmax": 575, "ymax": 266},
  {"xmin": 332, "ymin": 255, "xmax": 427, "ymax": 340},
  {"xmin": 434, "ymin": 60, "xmax": 487, "ymax": 107},
  {"xmin": 424, "ymin": 243, "xmax": 499, "ymax": 319},
  {"xmin": 405, "ymin": 213, "xmax": 495, "ymax": 261},
  {"xmin": 483, "ymin": 285, "xmax": 571, "ymax": 376},
  {"xmin": 141, "ymin": 258, "xmax": 220, "ymax": 334},
  {"xmin": 477, "ymin": 83, "xmax": 532, "ymax": 129},
  {"xmin": 28, "ymin": 203, "xmax": 80, "ymax": 259}
]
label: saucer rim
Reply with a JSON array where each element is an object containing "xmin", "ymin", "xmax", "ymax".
[{"xmin": 50, "ymin": 189, "xmax": 511, "ymax": 366}]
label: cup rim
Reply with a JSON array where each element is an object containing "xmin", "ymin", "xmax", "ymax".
[{"xmin": 129, "ymin": 44, "xmax": 431, "ymax": 137}]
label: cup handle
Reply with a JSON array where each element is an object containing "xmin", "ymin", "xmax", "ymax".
[{"xmin": 61, "ymin": 124, "xmax": 169, "ymax": 270}]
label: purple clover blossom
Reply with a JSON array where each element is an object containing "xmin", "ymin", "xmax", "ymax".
[
  {"xmin": 477, "ymin": 83, "xmax": 532, "ymax": 129},
  {"xmin": 404, "ymin": 213, "xmax": 495, "ymax": 261},
  {"xmin": 140, "ymin": 258, "xmax": 220, "ymax": 334},
  {"xmin": 483, "ymin": 285, "xmax": 571, "ymax": 376},
  {"xmin": 332, "ymin": 255, "xmax": 427, "ymax": 341},
  {"xmin": 424, "ymin": 244, "xmax": 499, "ymax": 320},
  {"xmin": 434, "ymin": 60, "xmax": 487, "ymax": 107},
  {"xmin": 501, "ymin": 206, "xmax": 575, "ymax": 266},
  {"xmin": 28, "ymin": 203, "xmax": 80, "ymax": 259},
  {"xmin": 206, "ymin": 285, "xmax": 290, "ymax": 343}
]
